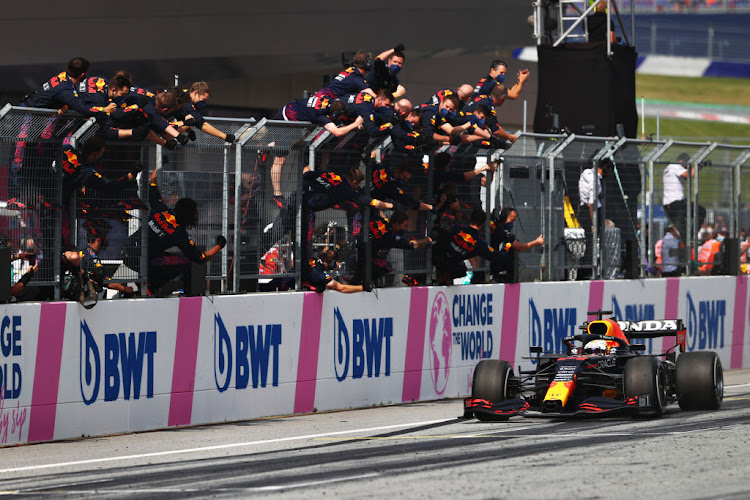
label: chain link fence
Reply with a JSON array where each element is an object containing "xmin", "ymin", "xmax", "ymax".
[{"xmin": 0, "ymin": 104, "xmax": 749, "ymax": 300}]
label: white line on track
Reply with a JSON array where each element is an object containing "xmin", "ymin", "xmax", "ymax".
[
  {"xmin": 726, "ymin": 383, "xmax": 750, "ymax": 389},
  {"xmin": 0, "ymin": 419, "xmax": 454, "ymax": 475}
]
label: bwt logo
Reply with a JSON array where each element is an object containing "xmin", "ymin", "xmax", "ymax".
[
  {"xmin": 686, "ymin": 293, "xmax": 726, "ymax": 351},
  {"xmin": 611, "ymin": 296, "xmax": 655, "ymax": 352},
  {"xmin": 529, "ymin": 298, "xmax": 577, "ymax": 360},
  {"xmin": 333, "ymin": 307, "xmax": 393, "ymax": 382},
  {"xmin": 79, "ymin": 321, "xmax": 157, "ymax": 405},
  {"xmin": 214, "ymin": 314, "xmax": 282, "ymax": 392}
]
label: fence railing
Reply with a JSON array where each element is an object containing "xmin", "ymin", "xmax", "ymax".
[{"xmin": 1, "ymin": 104, "xmax": 749, "ymax": 299}]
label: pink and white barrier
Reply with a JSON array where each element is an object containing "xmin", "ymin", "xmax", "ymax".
[{"xmin": 1, "ymin": 275, "xmax": 748, "ymax": 446}]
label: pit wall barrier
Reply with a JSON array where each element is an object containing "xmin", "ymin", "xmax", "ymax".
[{"xmin": 1, "ymin": 275, "xmax": 748, "ymax": 446}]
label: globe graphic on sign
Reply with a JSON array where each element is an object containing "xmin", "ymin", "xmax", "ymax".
[{"xmin": 428, "ymin": 291, "xmax": 452, "ymax": 394}]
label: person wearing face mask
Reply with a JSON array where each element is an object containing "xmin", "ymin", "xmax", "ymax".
[
  {"xmin": 367, "ymin": 44, "xmax": 407, "ymax": 98},
  {"xmin": 421, "ymin": 95, "xmax": 474, "ymax": 145},
  {"xmin": 698, "ymin": 229, "xmax": 728, "ymax": 276},
  {"xmin": 173, "ymin": 81, "xmax": 236, "ymax": 144},
  {"xmin": 474, "ymin": 59, "xmax": 530, "ymax": 100},
  {"xmin": 488, "ymin": 207, "xmax": 544, "ymax": 283}
]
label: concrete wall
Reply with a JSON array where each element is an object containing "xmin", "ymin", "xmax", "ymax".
[{"xmin": 1, "ymin": 275, "xmax": 746, "ymax": 446}]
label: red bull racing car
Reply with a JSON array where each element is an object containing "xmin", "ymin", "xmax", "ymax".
[{"xmin": 464, "ymin": 312, "xmax": 724, "ymax": 420}]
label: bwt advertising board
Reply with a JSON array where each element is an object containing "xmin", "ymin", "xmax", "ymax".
[{"xmin": 0, "ymin": 275, "xmax": 747, "ymax": 446}]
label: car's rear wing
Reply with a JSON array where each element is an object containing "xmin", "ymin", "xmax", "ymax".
[{"xmin": 617, "ymin": 319, "xmax": 686, "ymax": 352}]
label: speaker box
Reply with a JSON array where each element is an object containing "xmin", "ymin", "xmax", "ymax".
[
  {"xmin": 725, "ymin": 238, "xmax": 740, "ymax": 276},
  {"xmin": 185, "ymin": 262, "xmax": 206, "ymax": 297}
]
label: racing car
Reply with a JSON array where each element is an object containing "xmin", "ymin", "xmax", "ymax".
[{"xmin": 464, "ymin": 311, "xmax": 724, "ymax": 420}]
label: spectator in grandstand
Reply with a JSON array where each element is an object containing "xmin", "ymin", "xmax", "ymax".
[
  {"xmin": 658, "ymin": 223, "xmax": 683, "ymax": 277},
  {"xmin": 663, "ymin": 152, "xmax": 706, "ymax": 241},
  {"xmin": 474, "ymin": 59, "xmax": 530, "ymax": 101},
  {"xmin": 489, "ymin": 207, "xmax": 544, "ymax": 283},
  {"xmin": 145, "ymin": 168, "xmax": 226, "ymax": 295},
  {"xmin": 270, "ymin": 96, "xmax": 365, "ymax": 207},
  {"xmin": 367, "ymin": 44, "xmax": 406, "ymax": 98},
  {"xmin": 433, "ymin": 208, "xmax": 500, "ymax": 286},
  {"xmin": 21, "ymin": 57, "xmax": 92, "ymax": 115},
  {"xmin": 315, "ymin": 50, "xmax": 373, "ymax": 99},
  {"xmin": 173, "ymin": 82, "xmax": 237, "ymax": 143},
  {"xmin": 302, "ymin": 248, "xmax": 366, "ymax": 293},
  {"xmin": 578, "ymin": 157, "xmax": 614, "ymax": 278},
  {"xmin": 350, "ymin": 210, "xmax": 431, "ymax": 287}
]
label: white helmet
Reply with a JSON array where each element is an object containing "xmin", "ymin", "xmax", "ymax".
[{"xmin": 584, "ymin": 339, "xmax": 609, "ymax": 355}]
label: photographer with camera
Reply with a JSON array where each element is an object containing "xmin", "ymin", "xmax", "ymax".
[
  {"xmin": 9, "ymin": 238, "xmax": 40, "ymax": 302},
  {"xmin": 80, "ymin": 223, "xmax": 135, "ymax": 298},
  {"xmin": 146, "ymin": 168, "xmax": 226, "ymax": 296},
  {"xmin": 663, "ymin": 152, "xmax": 707, "ymax": 243},
  {"xmin": 60, "ymin": 245, "xmax": 99, "ymax": 307}
]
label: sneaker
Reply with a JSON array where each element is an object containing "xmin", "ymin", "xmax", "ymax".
[
  {"xmin": 402, "ymin": 274, "xmax": 421, "ymax": 287},
  {"xmin": 272, "ymin": 194, "xmax": 285, "ymax": 209},
  {"xmin": 4, "ymin": 198, "xmax": 29, "ymax": 210}
]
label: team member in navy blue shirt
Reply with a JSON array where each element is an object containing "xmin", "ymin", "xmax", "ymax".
[
  {"xmin": 367, "ymin": 44, "xmax": 406, "ymax": 97},
  {"xmin": 302, "ymin": 248, "xmax": 365, "ymax": 293},
  {"xmin": 173, "ymin": 81, "xmax": 236, "ymax": 143},
  {"xmin": 76, "ymin": 74, "xmax": 150, "ymax": 141},
  {"xmin": 421, "ymin": 95, "xmax": 474, "ymax": 145},
  {"xmin": 462, "ymin": 84, "xmax": 516, "ymax": 143},
  {"xmin": 344, "ymin": 90, "xmax": 396, "ymax": 138},
  {"xmin": 111, "ymin": 88, "xmax": 189, "ymax": 149},
  {"xmin": 146, "ymin": 168, "xmax": 225, "ymax": 294},
  {"xmin": 424, "ymin": 84, "xmax": 475, "ymax": 110},
  {"xmin": 270, "ymin": 96, "xmax": 365, "ymax": 207},
  {"xmin": 474, "ymin": 59, "xmax": 530, "ymax": 100},
  {"xmin": 350, "ymin": 211, "xmax": 431, "ymax": 286},
  {"xmin": 315, "ymin": 50, "xmax": 372, "ymax": 99},
  {"xmin": 371, "ymin": 163, "xmax": 432, "ymax": 213},
  {"xmin": 22, "ymin": 58, "xmax": 91, "ymax": 115},
  {"xmin": 433, "ymin": 208, "xmax": 499, "ymax": 285}
]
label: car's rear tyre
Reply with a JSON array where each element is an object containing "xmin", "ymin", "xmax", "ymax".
[
  {"xmin": 676, "ymin": 351, "xmax": 723, "ymax": 411},
  {"xmin": 472, "ymin": 360, "xmax": 513, "ymax": 422},
  {"xmin": 624, "ymin": 356, "xmax": 667, "ymax": 417}
]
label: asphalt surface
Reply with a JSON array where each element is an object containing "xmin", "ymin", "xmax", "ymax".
[{"xmin": 2, "ymin": 370, "xmax": 750, "ymax": 499}]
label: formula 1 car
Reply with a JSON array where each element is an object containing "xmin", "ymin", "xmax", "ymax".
[{"xmin": 464, "ymin": 312, "xmax": 724, "ymax": 420}]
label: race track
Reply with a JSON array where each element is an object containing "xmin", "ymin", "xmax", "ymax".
[{"xmin": 2, "ymin": 370, "xmax": 750, "ymax": 499}]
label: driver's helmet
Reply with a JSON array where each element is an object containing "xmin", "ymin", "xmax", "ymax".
[{"xmin": 583, "ymin": 339, "xmax": 609, "ymax": 355}]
